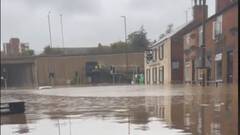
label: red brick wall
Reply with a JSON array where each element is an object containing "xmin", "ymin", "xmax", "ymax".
[
  {"xmin": 193, "ymin": 5, "xmax": 208, "ymax": 23},
  {"xmin": 216, "ymin": 0, "xmax": 234, "ymax": 13},
  {"xmin": 171, "ymin": 35, "xmax": 184, "ymax": 83},
  {"xmin": 184, "ymin": 3, "xmax": 238, "ymax": 84},
  {"xmin": 204, "ymin": 5, "xmax": 238, "ymax": 83}
]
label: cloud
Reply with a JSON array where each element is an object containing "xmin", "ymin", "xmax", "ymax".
[
  {"xmin": 1, "ymin": 0, "xmax": 215, "ymax": 53},
  {"xmin": 5, "ymin": 0, "xmax": 102, "ymax": 15}
]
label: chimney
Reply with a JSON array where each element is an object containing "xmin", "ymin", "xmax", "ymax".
[
  {"xmin": 192, "ymin": 0, "xmax": 208, "ymax": 23},
  {"xmin": 215, "ymin": 0, "xmax": 234, "ymax": 13}
]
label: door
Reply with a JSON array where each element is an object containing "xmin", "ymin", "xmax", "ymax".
[{"xmin": 227, "ymin": 51, "xmax": 233, "ymax": 83}]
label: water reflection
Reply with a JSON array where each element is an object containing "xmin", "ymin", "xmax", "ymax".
[{"xmin": 1, "ymin": 85, "xmax": 238, "ymax": 135}]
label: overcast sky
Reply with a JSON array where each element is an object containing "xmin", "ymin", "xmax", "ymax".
[{"xmin": 1, "ymin": 0, "xmax": 215, "ymax": 53}]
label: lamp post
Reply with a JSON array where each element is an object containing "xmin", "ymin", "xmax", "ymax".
[
  {"xmin": 60, "ymin": 14, "xmax": 65, "ymax": 49},
  {"xmin": 121, "ymin": 16, "xmax": 128, "ymax": 74},
  {"xmin": 48, "ymin": 11, "xmax": 53, "ymax": 48}
]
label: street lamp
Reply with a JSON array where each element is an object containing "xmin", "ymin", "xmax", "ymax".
[
  {"xmin": 48, "ymin": 11, "xmax": 53, "ymax": 48},
  {"xmin": 121, "ymin": 16, "xmax": 128, "ymax": 74},
  {"xmin": 60, "ymin": 14, "xmax": 65, "ymax": 49}
]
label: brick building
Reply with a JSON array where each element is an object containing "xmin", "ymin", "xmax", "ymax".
[
  {"xmin": 144, "ymin": 0, "xmax": 207, "ymax": 84},
  {"xmin": 145, "ymin": 25, "xmax": 188, "ymax": 84},
  {"xmin": 183, "ymin": 0, "xmax": 238, "ymax": 84},
  {"xmin": 2, "ymin": 38, "xmax": 30, "ymax": 56}
]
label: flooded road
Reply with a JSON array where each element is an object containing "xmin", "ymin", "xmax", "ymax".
[{"xmin": 1, "ymin": 85, "xmax": 238, "ymax": 135}]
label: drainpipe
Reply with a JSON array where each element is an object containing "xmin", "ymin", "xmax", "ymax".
[{"xmin": 201, "ymin": 0, "xmax": 207, "ymax": 86}]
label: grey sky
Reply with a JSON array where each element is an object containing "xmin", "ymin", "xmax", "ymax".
[{"xmin": 1, "ymin": 0, "xmax": 215, "ymax": 53}]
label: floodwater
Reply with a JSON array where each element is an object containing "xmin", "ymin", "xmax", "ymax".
[{"xmin": 1, "ymin": 84, "xmax": 238, "ymax": 135}]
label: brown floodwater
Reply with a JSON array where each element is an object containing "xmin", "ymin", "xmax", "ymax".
[{"xmin": 0, "ymin": 84, "xmax": 238, "ymax": 135}]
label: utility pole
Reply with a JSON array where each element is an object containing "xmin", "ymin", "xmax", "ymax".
[
  {"xmin": 60, "ymin": 14, "xmax": 65, "ymax": 49},
  {"xmin": 48, "ymin": 11, "xmax": 53, "ymax": 48},
  {"xmin": 201, "ymin": 0, "xmax": 206, "ymax": 86},
  {"xmin": 185, "ymin": 10, "xmax": 188, "ymax": 23},
  {"xmin": 121, "ymin": 16, "xmax": 128, "ymax": 74}
]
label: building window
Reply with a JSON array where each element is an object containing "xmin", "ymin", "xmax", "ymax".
[
  {"xmin": 172, "ymin": 61, "xmax": 179, "ymax": 70},
  {"xmin": 152, "ymin": 68, "xmax": 154, "ymax": 83},
  {"xmin": 159, "ymin": 66, "xmax": 164, "ymax": 84},
  {"xmin": 213, "ymin": 15, "xmax": 223, "ymax": 39},
  {"xmin": 227, "ymin": 51, "xmax": 233, "ymax": 83},
  {"xmin": 146, "ymin": 69, "xmax": 150, "ymax": 84},
  {"xmin": 184, "ymin": 62, "xmax": 191, "ymax": 82},
  {"xmin": 215, "ymin": 53, "xmax": 222, "ymax": 80},
  {"xmin": 155, "ymin": 67, "xmax": 157, "ymax": 83},
  {"xmin": 159, "ymin": 45, "xmax": 164, "ymax": 60},
  {"xmin": 199, "ymin": 26, "xmax": 203, "ymax": 47},
  {"xmin": 154, "ymin": 48, "xmax": 157, "ymax": 61},
  {"xmin": 152, "ymin": 48, "xmax": 157, "ymax": 61},
  {"xmin": 152, "ymin": 67, "xmax": 157, "ymax": 84}
]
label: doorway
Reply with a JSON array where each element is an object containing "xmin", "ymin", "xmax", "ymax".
[{"xmin": 227, "ymin": 51, "xmax": 233, "ymax": 83}]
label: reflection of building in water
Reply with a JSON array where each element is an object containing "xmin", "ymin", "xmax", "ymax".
[
  {"xmin": 183, "ymin": 86, "xmax": 237, "ymax": 135},
  {"xmin": 144, "ymin": 96, "xmax": 184, "ymax": 129},
  {"xmin": 143, "ymin": 86, "xmax": 237, "ymax": 135},
  {"xmin": 130, "ymin": 106, "xmax": 150, "ymax": 125},
  {"xmin": 1, "ymin": 114, "xmax": 27, "ymax": 124},
  {"xmin": 1, "ymin": 114, "xmax": 30, "ymax": 134}
]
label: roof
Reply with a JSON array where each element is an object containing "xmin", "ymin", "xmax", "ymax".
[
  {"xmin": 150, "ymin": 22, "xmax": 193, "ymax": 48},
  {"xmin": 182, "ymin": 1, "xmax": 238, "ymax": 35},
  {"xmin": 37, "ymin": 46, "xmax": 145, "ymax": 58}
]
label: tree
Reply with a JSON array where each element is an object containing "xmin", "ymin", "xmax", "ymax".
[
  {"xmin": 42, "ymin": 46, "xmax": 63, "ymax": 55},
  {"xmin": 127, "ymin": 25, "xmax": 149, "ymax": 51},
  {"xmin": 22, "ymin": 49, "xmax": 35, "ymax": 56},
  {"xmin": 110, "ymin": 41, "xmax": 127, "ymax": 52},
  {"xmin": 158, "ymin": 33, "xmax": 165, "ymax": 40},
  {"xmin": 110, "ymin": 41, "xmax": 127, "ymax": 48},
  {"xmin": 98, "ymin": 43, "xmax": 103, "ymax": 48},
  {"xmin": 165, "ymin": 24, "xmax": 174, "ymax": 34}
]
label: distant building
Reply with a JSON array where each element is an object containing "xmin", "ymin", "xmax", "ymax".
[
  {"xmin": 2, "ymin": 38, "xmax": 30, "ymax": 56},
  {"xmin": 1, "ymin": 50, "xmax": 144, "ymax": 87},
  {"xmin": 183, "ymin": 0, "xmax": 238, "ymax": 84}
]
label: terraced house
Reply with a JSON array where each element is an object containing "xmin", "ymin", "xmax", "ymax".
[
  {"xmin": 144, "ymin": 0, "xmax": 208, "ymax": 84},
  {"xmin": 183, "ymin": 0, "xmax": 238, "ymax": 85}
]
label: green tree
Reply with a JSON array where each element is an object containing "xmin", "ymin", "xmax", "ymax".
[
  {"xmin": 165, "ymin": 24, "xmax": 174, "ymax": 34},
  {"xmin": 22, "ymin": 49, "xmax": 35, "ymax": 56},
  {"xmin": 110, "ymin": 41, "xmax": 127, "ymax": 52},
  {"xmin": 127, "ymin": 26, "xmax": 149, "ymax": 51},
  {"xmin": 158, "ymin": 33, "xmax": 165, "ymax": 40},
  {"xmin": 42, "ymin": 46, "xmax": 63, "ymax": 55}
]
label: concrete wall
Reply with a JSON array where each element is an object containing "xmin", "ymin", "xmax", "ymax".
[{"xmin": 36, "ymin": 52, "xmax": 144, "ymax": 86}]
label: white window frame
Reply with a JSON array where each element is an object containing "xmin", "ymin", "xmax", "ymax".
[
  {"xmin": 216, "ymin": 15, "xmax": 223, "ymax": 34},
  {"xmin": 213, "ymin": 15, "xmax": 223, "ymax": 40},
  {"xmin": 212, "ymin": 21, "xmax": 216, "ymax": 40},
  {"xmin": 215, "ymin": 53, "xmax": 222, "ymax": 81}
]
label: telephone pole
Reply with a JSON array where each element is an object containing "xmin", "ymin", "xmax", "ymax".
[
  {"xmin": 60, "ymin": 14, "xmax": 65, "ymax": 49},
  {"xmin": 121, "ymin": 16, "xmax": 128, "ymax": 74},
  {"xmin": 48, "ymin": 11, "xmax": 53, "ymax": 48}
]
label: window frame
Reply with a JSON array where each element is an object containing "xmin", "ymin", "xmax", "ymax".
[
  {"xmin": 159, "ymin": 45, "xmax": 164, "ymax": 60},
  {"xmin": 213, "ymin": 15, "xmax": 223, "ymax": 40},
  {"xmin": 159, "ymin": 66, "xmax": 164, "ymax": 84}
]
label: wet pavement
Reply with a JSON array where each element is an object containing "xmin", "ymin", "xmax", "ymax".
[{"xmin": 0, "ymin": 84, "xmax": 238, "ymax": 135}]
